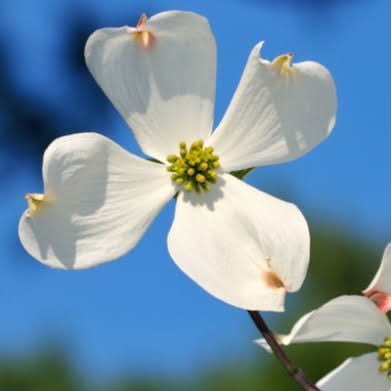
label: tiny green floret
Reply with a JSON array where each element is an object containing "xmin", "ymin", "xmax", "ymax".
[
  {"xmin": 166, "ymin": 140, "xmax": 220, "ymax": 193},
  {"xmin": 377, "ymin": 337, "xmax": 391, "ymax": 379}
]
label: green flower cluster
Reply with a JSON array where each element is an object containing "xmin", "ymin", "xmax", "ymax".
[
  {"xmin": 378, "ymin": 337, "xmax": 391, "ymax": 378},
  {"xmin": 166, "ymin": 140, "xmax": 220, "ymax": 193}
]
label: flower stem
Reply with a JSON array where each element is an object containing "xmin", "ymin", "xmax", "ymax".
[{"xmin": 247, "ymin": 311, "xmax": 320, "ymax": 391}]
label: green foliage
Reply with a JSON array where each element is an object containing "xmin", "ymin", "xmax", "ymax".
[{"xmin": 0, "ymin": 349, "xmax": 82, "ymax": 391}]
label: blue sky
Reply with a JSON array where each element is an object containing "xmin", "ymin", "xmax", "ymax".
[{"xmin": 1, "ymin": 0, "xmax": 390, "ymax": 381}]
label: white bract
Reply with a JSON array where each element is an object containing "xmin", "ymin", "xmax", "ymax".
[
  {"xmin": 18, "ymin": 11, "xmax": 337, "ymax": 310},
  {"xmin": 363, "ymin": 243, "xmax": 391, "ymax": 313},
  {"xmin": 257, "ymin": 295, "xmax": 391, "ymax": 390}
]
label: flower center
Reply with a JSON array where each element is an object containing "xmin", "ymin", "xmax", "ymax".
[
  {"xmin": 377, "ymin": 337, "xmax": 391, "ymax": 379},
  {"xmin": 166, "ymin": 140, "xmax": 220, "ymax": 193}
]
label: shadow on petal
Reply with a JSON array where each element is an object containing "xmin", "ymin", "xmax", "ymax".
[
  {"xmin": 181, "ymin": 176, "xmax": 225, "ymax": 211},
  {"xmin": 25, "ymin": 145, "xmax": 109, "ymax": 269}
]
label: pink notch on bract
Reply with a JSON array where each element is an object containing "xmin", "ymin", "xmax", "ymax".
[
  {"xmin": 364, "ymin": 290, "xmax": 391, "ymax": 314},
  {"xmin": 133, "ymin": 13, "xmax": 155, "ymax": 49}
]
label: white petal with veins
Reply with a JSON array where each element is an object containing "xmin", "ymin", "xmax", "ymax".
[
  {"xmin": 19, "ymin": 133, "xmax": 175, "ymax": 269},
  {"xmin": 317, "ymin": 353, "xmax": 390, "ymax": 391},
  {"xmin": 167, "ymin": 174, "xmax": 309, "ymax": 310},
  {"xmin": 85, "ymin": 11, "xmax": 216, "ymax": 162},
  {"xmin": 209, "ymin": 41, "xmax": 337, "ymax": 172},
  {"xmin": 256, "ymin": 296, "xmax": 391, "ymax": 349}
]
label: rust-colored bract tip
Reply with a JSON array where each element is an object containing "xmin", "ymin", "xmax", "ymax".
[
  {"xmin": 136, "ymin": 13, "xmax": 148, "ymax": 28},
  {"xmin": 132, "ymin": 13, "xmax": 155, "ymax": 49},
  {"xmin": 263, "ymin": 269, "xmax": 285, "ymax": 289},
  {"xmin": 364, "ymin": 290, "xmax": 391, "ymax": 314}
]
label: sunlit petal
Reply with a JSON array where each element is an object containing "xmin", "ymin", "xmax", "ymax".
[
  {"xmin": 256, "ymin": 296, "xmax": 391, "ymax": 350},
  {"xmin": 209, "ymin": 41, "xmax": 337, "ymax": 171},
  {"xmin": 19, "ymin": 133, "xmax": 175, "ymax": 269},
  {"xmin": 167, "ymin": 174, "xmax": 309, "ymax": 310},
  {"xmin": 85, "ymin": 11, "xmax": 216, "ymax": 161}
]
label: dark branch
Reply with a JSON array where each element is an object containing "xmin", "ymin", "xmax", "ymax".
[{"xmin": 248, "ymin": 311, "xmax": 320, "ymax": 391}]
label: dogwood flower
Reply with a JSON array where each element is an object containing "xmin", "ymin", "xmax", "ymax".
[
  {"xmin": 363, "ymin": 243, "xmax": 391, "ymax": 313},
  {"xmin": 258, "ymin": 295, "xmax": 391, "ymax": 390},
  {"xmin": 18, "ymin": 11, "xmax": 336, "ymax": 310},
  {"xmin": 257, "ymin": 242, "xmax": 391, "ymax": 342}
]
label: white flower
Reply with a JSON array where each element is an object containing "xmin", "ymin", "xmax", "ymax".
[
  {"xmin": 363, "ymin": 243, "xmax": 391, "ymax": 313},
  {"xmin": 258, "ymin": 295, "xmax": 391, "ymax": 390},
  {"xmin": 256, "ymin": 244, "xmax": 391, "ymax": 388},
  {"xmin": 18, "ymin": 11, "xmax": 336, "ymax": 311}
]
